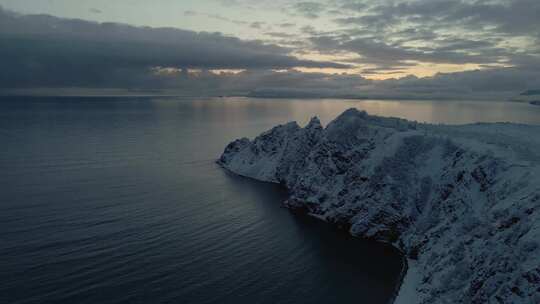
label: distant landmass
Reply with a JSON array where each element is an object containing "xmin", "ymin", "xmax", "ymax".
[
  {"xmin": 509, "ymin": 89, "xmax": 540, "ymax": 105},
  {"xmin": 247, "ymin": 88, "xmax": 511, "ymax": 101},
  {"xmin": 521, "ymin": 90, "xmax": 540, "ymax": 105},
  {"xmin": 520, "ymin": 90, "xmax": 540, "ymax": 96}
]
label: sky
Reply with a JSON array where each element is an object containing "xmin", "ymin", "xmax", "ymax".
[{"xmin": 0, "ymin": 0, "xmax": 539, "ymax": 99}]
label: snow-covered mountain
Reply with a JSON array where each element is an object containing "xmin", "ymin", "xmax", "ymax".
[{"xmin": 218, "ymin": 109, "xmax": 540, "ymax": 303}]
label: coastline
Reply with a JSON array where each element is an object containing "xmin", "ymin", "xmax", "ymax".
[
  {"xmin": 393, "ymin": 260, "xmax": 423, "ymax": 304},
  {"xmin": 219, "ymin": 160, "xmax": 411, "ymax": 303}
]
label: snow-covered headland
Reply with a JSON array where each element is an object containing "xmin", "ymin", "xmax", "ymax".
[{"xmin": 218, "ymin": 108, "xmax": 540, "ymax": 303}]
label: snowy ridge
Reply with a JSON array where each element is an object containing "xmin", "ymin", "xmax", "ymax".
[{"xmin": 218, "ymin": 109, "xmax": 540, "ymax": 303}]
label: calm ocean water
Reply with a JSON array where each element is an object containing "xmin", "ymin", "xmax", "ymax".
[{"xmin": 1, "ymin": 96, "xmax": 539, "ymax": 304}]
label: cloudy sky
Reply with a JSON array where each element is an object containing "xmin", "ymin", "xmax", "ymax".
[{"xmin": 1, "ymin": 0, "xmax": 539, "ymax": 99}]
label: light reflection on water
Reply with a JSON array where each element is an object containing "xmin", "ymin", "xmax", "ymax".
[{"xmin": 191, "ymin": 97, "xmax": 540, "ymax": 127}]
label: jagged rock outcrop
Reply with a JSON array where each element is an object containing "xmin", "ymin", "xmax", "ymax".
[{"xmin": 218, "ymin": 109, "xmax": 540, "ymax": 303}]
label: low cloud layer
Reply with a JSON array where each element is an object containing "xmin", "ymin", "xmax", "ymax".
[
  {"xmin": 243, "ymin": 67, "xmax": 540, "ymax": 100},
  {"xmin": 0, "ymin": 8, "xmax": 347, "ymax": 88}
]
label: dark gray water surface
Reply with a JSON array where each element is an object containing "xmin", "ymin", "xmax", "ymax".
[
  {"xmin": 3, "ymin": 96, "xmax": 539, "ymax": 304},
  {"xmin": 0, "ymin": 97, "xmax": 407, "ymax": 304}
]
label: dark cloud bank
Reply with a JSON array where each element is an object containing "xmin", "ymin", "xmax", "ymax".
[
  {"xmin": 0, "ymin": 5, "xmax": 539, "ymax": 100},
  {"xmin": 0, "ymin": 8, "xmax": 345, "ymax": 88}
]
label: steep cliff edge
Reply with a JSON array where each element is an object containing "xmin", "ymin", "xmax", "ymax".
[{"xmin": 218, "ymin": 109, "xmax": 540, "ymax": 303}]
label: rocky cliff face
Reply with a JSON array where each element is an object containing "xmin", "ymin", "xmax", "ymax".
[{"xmin": 218, "ymin": 109, "xmax": 540, "ymax": 303}]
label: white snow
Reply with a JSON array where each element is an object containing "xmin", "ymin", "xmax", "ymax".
[
  {"xmin": 218, "ymin": 108, "xmax": 540, "ymax": 303},
  {"xmin": 394, "ymin": 260, "xmax": 425, "ymax": 304}
]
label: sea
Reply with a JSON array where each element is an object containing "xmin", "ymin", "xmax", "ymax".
[{"xmin": 2, "ymin": 96, "xmax": 539, "ymax": 304}]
